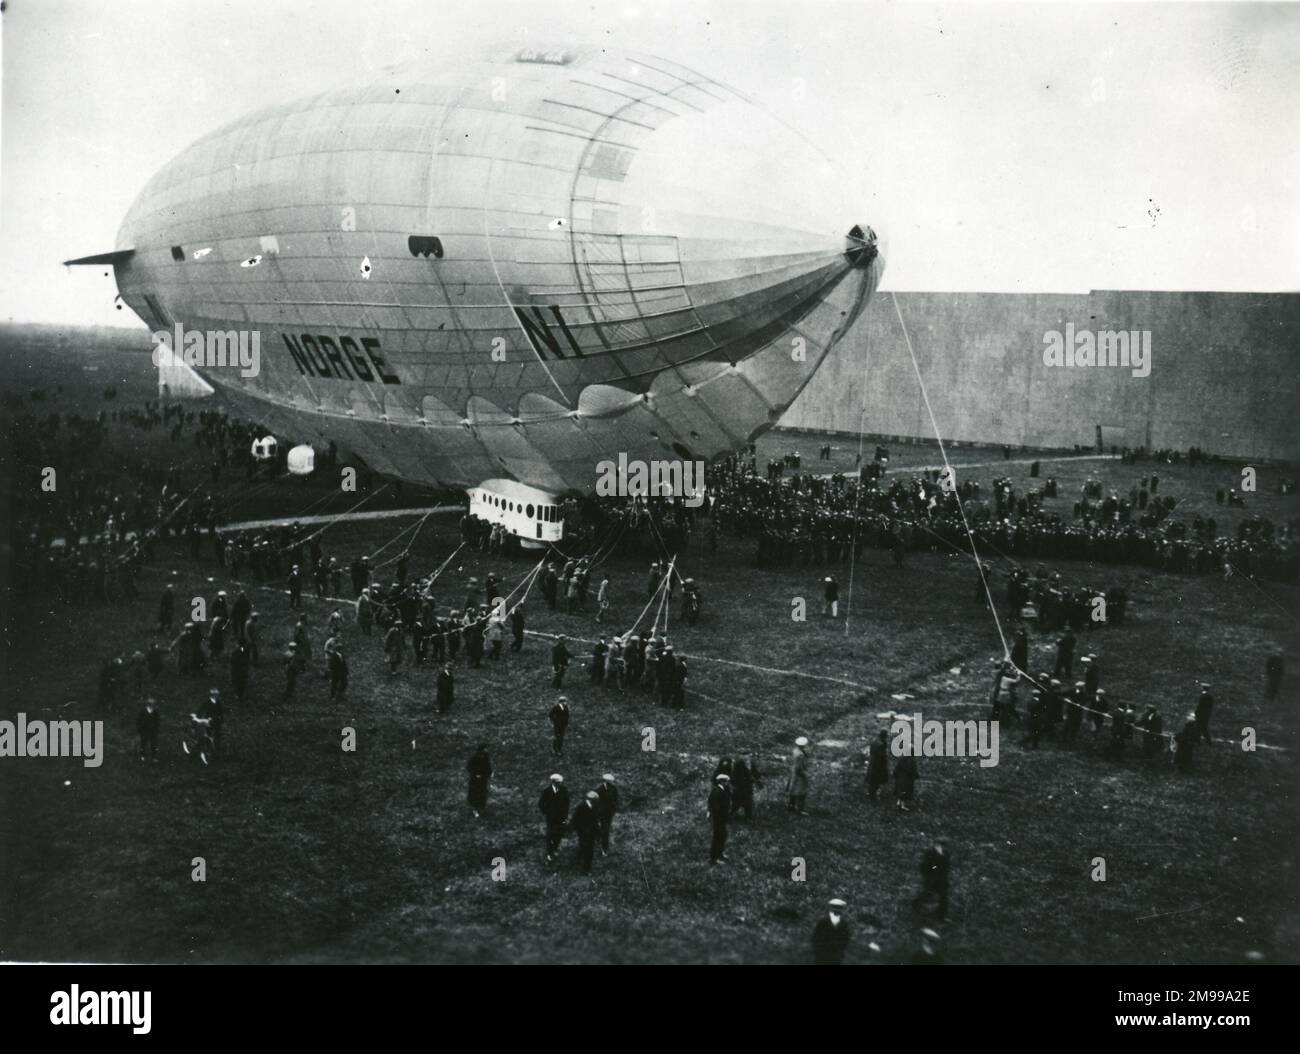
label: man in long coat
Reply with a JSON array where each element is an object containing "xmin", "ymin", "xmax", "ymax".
[
  {"xmin": 865, "ymin": 731, "xmax": 889, "ymax": 800},
  {"xmin": 786, "ymin": 736, "xmax": 811, "ymax": 814},
  {"xmin": 466, "ymin": 745, "xmax": 492, "ymax": 816}
]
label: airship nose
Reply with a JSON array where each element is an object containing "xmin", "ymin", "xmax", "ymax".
[
  {"xmin": 616, "ymin": 96, "xmax": 874, "ymax": 272},
  {"xmin": 845, "ymin": 224, "xmax": 882, "ymax": 269}
]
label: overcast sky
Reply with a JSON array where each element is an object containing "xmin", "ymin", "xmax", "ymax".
[{"xmin": 1, "ymin": 0, "xmax": 1297, "ymax": 326}]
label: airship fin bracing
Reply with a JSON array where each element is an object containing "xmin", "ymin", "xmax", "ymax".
[{"xmin": 82, "ymin": 43, "xmax": 885, "ymax": 514}]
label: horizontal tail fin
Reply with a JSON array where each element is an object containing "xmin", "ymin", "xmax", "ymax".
[{"xmin": 63, "ymin": 249, "xmax": 135, "ymax": 266}]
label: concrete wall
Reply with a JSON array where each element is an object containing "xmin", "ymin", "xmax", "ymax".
[{"xmin": 779, "ymin": 291, "xmax": 1300, "ymax": 462}]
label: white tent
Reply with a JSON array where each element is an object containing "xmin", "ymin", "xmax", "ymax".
[{"xmin": 287, "ymin": 444, "xmax": 316, "ymax": 475}]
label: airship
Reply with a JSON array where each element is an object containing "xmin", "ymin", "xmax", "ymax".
[{"xmin": 68, "ymin": 43, "xmax": 884, "ymax": 541}]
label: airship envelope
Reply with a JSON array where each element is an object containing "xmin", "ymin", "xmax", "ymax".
[{"xmin": 90, "ymin": 43, "xmax": 884, "ymax": 498}]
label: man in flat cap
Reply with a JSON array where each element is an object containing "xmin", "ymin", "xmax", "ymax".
[
  {"xmin": 914, "ymin": 839, "xmax": 950, "ymax": 920},
  {"xmin": 382, "ymin": 619, "xmax": 405, "ymax": 676},
  {"xmin": 570, "ymin": 790, "xmax": 601, "ymax": 875},
  {"xmin": 1139, "ymin": 705, "xmax": 1164, "ymax": 759},
  {"xmin": 1061, "ymin": 682, "xmax": 1085, "ymax": 741},
  {"xmin": 823, "ymin": 575, "xmax": 839, "ymax": 618},
  {"xmin": 812, "ymin": 898, "xmax": 851, "ymax": 964},
  {"xmin": 787, "ymin": 736, "xmax": 810, "ymax": 814},
  {"xmin": 1054, "ymin": 625, "xmax": 1075, "ymax": 679},
  {"xmin": 466, "ymin": 745, "xmax": 492, "ymax": 817},
  {"xmin": 551, "ymin": 635, "xmax": 569, "ymax": 689},
  {"xmin": 549, "ymin": 696, "xmax": 570, "ymax": 757},
  {"xmin": 708, "ymin": 773, "xmax": 732, "ymax": 865},
  {"xmin": 283, "ymin": 641, "xmax": 304, "ymax": 700},
  {"xmin": 510, "ymin": 601, "xmax": 526, "ymax": 652},
  {"xmin": 1083, "ymin": 654, "xmax": 1100, "ymax": 699},
  {"xmin": 1174, "ymin": 718, "xmax": 1198, "ymax": 772},
  {"xmin": 1194, "ymin": 684, "xmax": 1215, "ymax": 744},
  {"xmin": 595, "ymin": 773, "xmax": 619, "ymax": 855},
  {"xmin": 865, "ymin": 730, "xmax": 890, "ymax": 801},
  {"xmin": 1024, "ymin": 689, "xmax": 1044, "ymax": 749},
  {"xmin": 230, "ymin": 638, "xmax": 252, "ymax": 703},
  {"xmin": 327, "ymin": 642, "xmax": 348, "ymax": 700},
  {"xmin": 1265, "ymin": 652, "xmax": 1284, "ymax": 701},
  {"xmin": 203, "ymin": 687, "xmax": 225, "ymax": 754},
  {"xmin": 539, "ymin": 774, "xmax": 569, "ymax": 863},
  {"xmin": 731, "ymin": 755, "xmax": 760, "ymax": 820},
  {"xmin": 1090, "ymin": 687, "xmax": 1109, "ymax": 734},
  {"xmin": 136, "ymin": 697, "xmax": 160, "ymax": 762},
  {"xmin": 1011, "ymin": 628, "xmax": 1029, "ymax": 674},
  {"xmin": 1109, "ymin": 701, "xmax": 1133, "ymax": 758},
  {"xmin": 894, "ymin": 752, "xmax": 919, "ymax": 812},
  {"xmin": 433, "ymin": 660, "xmax": 454, "ymax": 714},
  {"xmin": 1046, "ymin": 678, "xmax": 1064, "ymax": 730},
  {"xmin": 158, "ymin": 581, "xmax": 175, "ymax": 633}
]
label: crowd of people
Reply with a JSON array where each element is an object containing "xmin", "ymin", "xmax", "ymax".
[
  {"xmin": 7, "ymin": 391, "xmax": 1294, "ymax": 963},
  {"xmin": 703, "ymin": 449, "xmax": 1298, "ymax": 584}
]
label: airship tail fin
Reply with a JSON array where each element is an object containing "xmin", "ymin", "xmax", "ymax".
[{"xmin": 63, "ymin": 248, "xmax": 135, "ymax": 266}]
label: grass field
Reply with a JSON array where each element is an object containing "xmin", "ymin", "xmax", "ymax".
[{"xmin": 2, "ymin": 403, "xmax": 1298, "ymax": 965}]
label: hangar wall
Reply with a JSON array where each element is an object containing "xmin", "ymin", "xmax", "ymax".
[{"xmin": 779, "ymin": 291, "xmax": 1300, "ymax": 462}]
